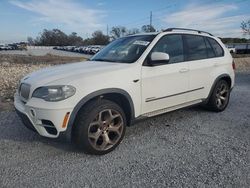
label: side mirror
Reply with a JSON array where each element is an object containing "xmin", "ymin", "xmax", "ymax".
[{"xmin": 149, "ymin": 52, "xmax": 169, "ymax": 66}]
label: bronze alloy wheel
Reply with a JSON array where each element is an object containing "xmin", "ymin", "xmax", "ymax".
[
  {"xmin": 206, "ymin": 79, "xmax": 231, "ymax": 112},
  {"xmin": 72, "ymin": 99, "xmax": 126, "ymax": 155},
  {"xmin": 88, "ymin": 109, "xmax": 124, "ymax": 151},
  {"xmin": 215, "ymin": 82, "xmax": 229, "ymax": 109}
]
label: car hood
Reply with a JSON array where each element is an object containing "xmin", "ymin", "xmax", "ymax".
[{"xmin": 22, "ymin": 61, "xmax": 129, "ymax": 86}]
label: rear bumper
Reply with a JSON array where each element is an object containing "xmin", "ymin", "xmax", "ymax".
[{"xmin": 14, "ymin": 93, "xmax": 73, "ymax": 138}]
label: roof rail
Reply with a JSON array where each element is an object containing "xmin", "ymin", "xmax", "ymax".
[{"xmin": 163, "ymin": 28, "xmax": 213, "ymax": 36}]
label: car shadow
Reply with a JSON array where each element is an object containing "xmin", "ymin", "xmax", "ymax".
[{"xmin": 0, "ymin": 105, "xmax": 209, "ymax": 154}]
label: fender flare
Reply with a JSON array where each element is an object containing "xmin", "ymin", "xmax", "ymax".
[
  {"xmin": 61, "ymin": 88, "xmax": 135, "ymax": 142},
  {"xmin": 204, "ymin": 74, "xmax": 232, "ymax": 103}
]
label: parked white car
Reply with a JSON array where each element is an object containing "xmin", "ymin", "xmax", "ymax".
[
  {"xmin": 0, "ymin": 44, "xmax": 5, "ymax": 50},
  {"xmin": 15, "ymin": 28, "xmax": 235, "ymax": 155},
  {"xmin": 226, "ymin": 45, "xmax": 236, "ymax": 53},
  {"xmin": 0, "ymin": 44, "xmax": 12, "ymax": 50}
]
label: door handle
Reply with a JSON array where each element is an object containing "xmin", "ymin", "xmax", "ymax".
[{"xmin": 179, "ymin": 68, "xmax": 189, "ymax": 73}]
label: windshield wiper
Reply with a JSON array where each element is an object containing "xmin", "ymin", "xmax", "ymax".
[{"xmin": 91, "ymin": 59, "xmax": 116, "ymax": 62}]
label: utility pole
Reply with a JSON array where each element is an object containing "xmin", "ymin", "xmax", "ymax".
[
  {"xmin": 106, "ymin": 25, "xmax": 109, "ymax": 36},
  {"xmin": 150, "ymin": 11, "xmax": 152, "ymax": 28}
]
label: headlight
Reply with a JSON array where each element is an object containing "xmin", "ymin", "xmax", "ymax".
[{"xmin": 32, "ymin": 85, "xmax": 76, "ymax": 101}]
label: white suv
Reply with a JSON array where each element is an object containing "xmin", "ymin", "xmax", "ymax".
[{"xmin": 15, "ymin": 28, "xmax": 235, "ymax": 155}]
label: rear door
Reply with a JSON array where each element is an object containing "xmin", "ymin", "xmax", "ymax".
[{"xmin": 183, "ymin": 35, "xmax": 225, "ymax": 101}]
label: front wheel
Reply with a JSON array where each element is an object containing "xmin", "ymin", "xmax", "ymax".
[
  {"xmin": 72, "ymin": 99, "xmax": 126, "ymax": 155},
  {"xmin": 206, "ymin": 80, "xmax": 230, "ymax": 112}
]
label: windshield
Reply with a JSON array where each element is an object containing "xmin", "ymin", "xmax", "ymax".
[{"xmin": 91, "ymin": 35, "xmax": 156, "ymax": 63}]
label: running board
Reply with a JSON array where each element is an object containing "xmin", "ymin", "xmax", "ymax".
[{"xmin": 142, "ymin": 99, "xmax": 203, "ymax": 117}]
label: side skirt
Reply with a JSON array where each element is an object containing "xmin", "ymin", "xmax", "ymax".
[{"xmin": 141, "ymin": 99, "xmax": 203, "ymax": 118}]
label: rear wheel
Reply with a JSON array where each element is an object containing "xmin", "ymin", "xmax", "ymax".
[
  {"xmin": 72, "ymin": 99, "xmax": 126, "ymax": 155},
  {"xmin": 206, "ymin": 80, "xmax": 230, "ymax": 112}
]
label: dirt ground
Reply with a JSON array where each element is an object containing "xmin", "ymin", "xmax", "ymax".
[{"xmin": 0, "ymin": 54, "xmax": 249, "ymax": 103}]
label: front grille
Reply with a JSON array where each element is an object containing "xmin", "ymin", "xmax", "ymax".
[{"xmin": 19, "ymin": 83, "xmax": 30, "ymax": 100}]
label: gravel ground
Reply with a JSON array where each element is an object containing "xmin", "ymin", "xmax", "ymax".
[{"xmin": 0, "ymin": 72, "xmax": 249, "ymax": 187}]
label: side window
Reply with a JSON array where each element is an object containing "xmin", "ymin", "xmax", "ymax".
[
  {"xmin": 207, "ymin": 38, "xmax": 224, "ymax": 57},
  {"xmin": 184, "ymin": 35, "xmax": 207, "ymax": 61},
  {"xmin": 205, "ymin": 37, "xmax": 216, "ymax": 58},
  {"xmin": 152, "ymin": 35, "xmax": 184, "ymax": 64}
]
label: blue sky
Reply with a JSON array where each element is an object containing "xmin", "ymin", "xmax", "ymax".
[{"xmin": 0, "ymin": 0, "xmax": 249, "ymax": 43}]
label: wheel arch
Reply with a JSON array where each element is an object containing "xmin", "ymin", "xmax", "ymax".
[
  {"xmin": 63, "ymin": 88, "xmax": 135, "ymax": 141},
  {"xmin": 205, "ymin": 74, "xmax": 232, "ymax": 103}
]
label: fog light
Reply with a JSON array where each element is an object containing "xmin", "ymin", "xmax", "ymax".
[{"xmin": 30, "ymin": 109, "xmax": 36, "ymax": 117}]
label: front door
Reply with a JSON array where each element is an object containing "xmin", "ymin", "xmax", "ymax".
[{"xmin": 141, "ymin": 34, "xmax": 189, "ymax": 114}]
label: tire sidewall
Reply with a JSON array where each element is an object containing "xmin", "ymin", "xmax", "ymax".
[
  {"xmin": 73, "ymin": 99, "xmax": 127, "ymax": 155},
  {"xmin": 210, "ymin": 80, "xmax": 230, "ymax": 112}
]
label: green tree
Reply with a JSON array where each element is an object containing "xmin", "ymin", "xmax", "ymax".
[
  {"xmin": 68, "ymin": 32, "xmax": 84, "ymax": 46},
  {"xmin": 91, "ymin": 30, "xmax": 110, "ymax": 45},
  {"xmin": 127, "ymin": 28, "xmax": 140, "ymax": 35},
  {"xmin": 221, "ymin": 38, "xmax": 248, "ymax": 44},
  {"xmin": 27, "ymin": 37, "xmax": 34, "ymax": 45},
  {"xmin": 32, "ymin": 29, "xmax": 84, "ymax": 46},
  {"xmin": 141, "ymin": 25, "xmax": 156, "ymax": 33},
  {"xmin": 110, "ymin": 26, "xmax": 127, "ymax": 39}
]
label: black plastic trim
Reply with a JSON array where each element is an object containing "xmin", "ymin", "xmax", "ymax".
[{"xmin": 15, "ymin": 108, "xmax": 37, "ymax": 133}]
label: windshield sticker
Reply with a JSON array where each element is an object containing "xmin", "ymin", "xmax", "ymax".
[{"xmin": 133, "ymin": 40, "xmax": 150, "ymax": 46}]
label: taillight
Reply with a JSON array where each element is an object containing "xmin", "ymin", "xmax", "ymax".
[{"xmin": 232, "ymin": 60, "xmax": 236, "ymax": 70}]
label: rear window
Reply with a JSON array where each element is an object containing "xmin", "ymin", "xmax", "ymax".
[
  {"xmin": 184, "ymin": 35, "xmax": 207, "ymax": 61},
  {"xmin": 207, "ymin": 37, "xmax": 224, "ymax": 57},
  {"xmin": 204, "ymin": 37, "xmax": 216, "ymax": 58}
]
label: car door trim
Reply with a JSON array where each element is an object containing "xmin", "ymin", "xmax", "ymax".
[{"xmin": 145, "ymin": 87, "xmax": 204, "ymax": 102}]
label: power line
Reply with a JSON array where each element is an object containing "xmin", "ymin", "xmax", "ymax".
[
  {"xmin": 109, "ymin": 0, "xmax": 249, "ymax": 30},
  {"xmin": 113, "ymin": 2, "xmax": 177, "ymax": 28}
]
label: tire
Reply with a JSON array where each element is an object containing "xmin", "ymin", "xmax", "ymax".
[
  {"xmin": 206, "ymin": 80, "xmax": 230, "ymax": 112},
  {"xmin": 72, "ymin": 99, "xmax": 126, "ymax": 155}
]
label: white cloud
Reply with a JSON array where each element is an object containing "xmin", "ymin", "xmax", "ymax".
[
  {"xmin": 10, "ymin": 0, "xmax": 106, "ymax": 35},
  {"xmin": 162, "ymin": 3, "xmax": 249, "ymax": 37}
]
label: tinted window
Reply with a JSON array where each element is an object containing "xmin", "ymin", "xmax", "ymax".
[
  {"xmin": 205, "ymin": 37, "xmax": 216, "ymax": 58},
  {"xmin": 207, "ymin": 38, "xmax": 224, "ymax": 57},
  {"xmin": 152, "ymin": 35, "xmax": 184, "ymax": 64},
  {"xmin": 184, "ymin": 35, "xmax": 207, "ymax": 61}
]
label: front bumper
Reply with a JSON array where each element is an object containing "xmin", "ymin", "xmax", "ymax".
[{"xmin": 14, "ymin": 93, "xmax": 72, "ymax": 138}]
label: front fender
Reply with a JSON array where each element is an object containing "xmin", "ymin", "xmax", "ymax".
[{"xmin": 61, "ymin": 88, "xmax": 135, "ymax": 142}]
